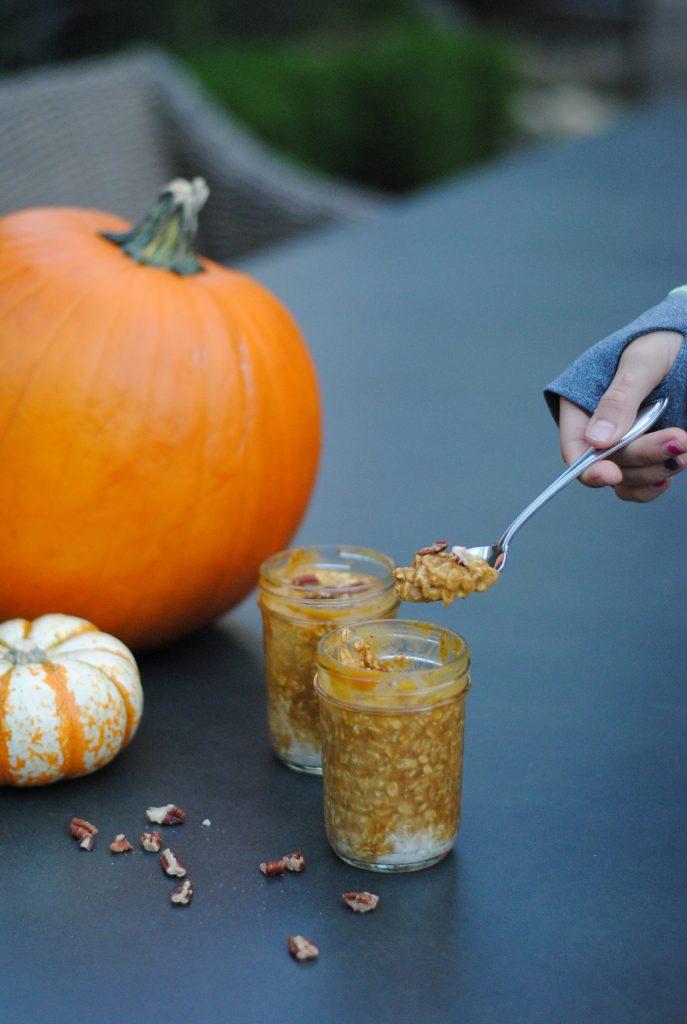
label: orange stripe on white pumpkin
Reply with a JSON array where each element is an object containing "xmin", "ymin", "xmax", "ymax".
[{"xmin": 0, "ymin": 668, "xmax": 14, "ymax": 784}]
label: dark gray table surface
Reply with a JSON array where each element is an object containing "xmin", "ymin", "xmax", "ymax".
[{"xmin": 3, "ymin": 100, "xmax": 686, "ymax": 1024}]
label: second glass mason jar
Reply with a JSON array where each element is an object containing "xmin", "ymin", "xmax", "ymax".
[
  {"xmin": 258, "ymin": 545, "xmax": 398, "ymax": 774},
  {"xmin": 315, "ymin": 619, "xmax": 471, "ymax": 872}
]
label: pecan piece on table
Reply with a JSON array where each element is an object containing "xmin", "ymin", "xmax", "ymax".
[
  {"xmin": 170, "ymin": 879, "xmax": 193, "ymax": 906},
  {"xmin": 259, "ymin": 859, "xmax": 286, "ymax": 877},
  {"xmin": 288, "ymin": 935, "xmax": 319, "ymax": 962},
  {"xmin": 160, "ymin": 848, "xmax": 187, "ymax": 878},
  {"xmin": 69, "ymin": 817, "xmax": 98, "ymax": 841},
  {"xmin": 141, "ymin": 831, "xmax": 162, "ymax": 852},
  {"xmin": 342, "ymin": 891, "xmax": 379, "ymax": 913},
  {"xmin": 282, "ymin": 851, "xmax": 306, "ymax": 873},
  {"xmin": 146, "ymin": 804, "xmax": 186, "ymax": 826},
  {"xmin": 110, "ymin": 834, "xmax": 134, "ymax": 854},
  {"xmin": 79, "ymin": 834, "xmax": 94, "ymax": 852}
]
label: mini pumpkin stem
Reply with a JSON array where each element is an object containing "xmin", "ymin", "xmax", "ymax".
[
  {"xmin": 6, "ymin": 644, "xmax": 49, "ymax": 666},
  {"xmin": 102, "ymin": 177, "xmax": 210, "ymax": 275}
]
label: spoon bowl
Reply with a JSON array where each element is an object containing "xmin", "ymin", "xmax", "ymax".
[{"xmin": 455, "ymin": 397, "xmax": 668, "ymax": 573}]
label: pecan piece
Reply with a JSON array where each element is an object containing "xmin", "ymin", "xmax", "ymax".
[
  {"xmin": 292, "ymin": 573, "xmax": 321, "ymax": 586},
  {"xmin": 160, "ymin": 848, "xmax": 187, "ymax": 877},
  {"xmin": 282, "ymin": 851, "xmax": 306, "ymax": 873},
  {"xmin": 141, "ymin": 831, "xmax": 162, "ymax": 852},
  {"xmin": 452, "ymin": 546, "xmax": 470, "ymax": 566},
  {"xmin": 288, "ymin": 935, "xmax": 319, "ymax": 961},
  {"xmin": 146, "ymin": 804, "xmax": 186, "ymax": 825},
  {"xmin": 417, "ymin": 540, "xmax": 449, "ymax": 556},
  {"xmin": 259, "ymin": 859, "xmax": 286, "ymax": 877},
  {"xmin": 342, "ymin": 891, "xmax": 379, "ymax": 913},
  {"xmin": 69, "ymin": 817, "xmax": 98, "ymax": 841},
  {"xmin": 170, "ymin": 879, "xmax": 193, "ymax": 906},
  {"xmin": 79, "ymin": 834, "xmax": 94, "ymax": 852},
  {"xmin": 110, "ymin": 834, "xmax": 134, "ymax": 854}
]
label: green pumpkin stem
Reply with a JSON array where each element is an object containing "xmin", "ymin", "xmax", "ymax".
[{"xmin": 102, "ymin": 177, "xmax": 209, "ymax": 275}]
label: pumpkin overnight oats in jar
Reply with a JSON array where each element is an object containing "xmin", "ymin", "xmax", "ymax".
[
  {"xmin": 258, "ymin": 545, "xmax": 398, "ymax": 774},
  {"xmin": 315, "ymin": 619, "xmax": 471, "ymax": 872}
]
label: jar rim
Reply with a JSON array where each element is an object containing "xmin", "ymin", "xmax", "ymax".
[
  {"xmin": 315, "ymin": 618, "xmax": 471, "ymax": 707},
  {"xmin": 259, "ymin": 544, "xmax": 397, "ymax": 608}
]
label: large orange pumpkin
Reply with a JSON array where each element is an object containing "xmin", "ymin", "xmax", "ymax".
[{"xmin": 0, "ymin": 179, "xmax": 321, "ymax": 649}]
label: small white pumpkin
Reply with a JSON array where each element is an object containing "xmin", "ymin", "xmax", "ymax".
[{"xmin": 0, "ymin": 613, "xmax": 143, "ymax": 786}]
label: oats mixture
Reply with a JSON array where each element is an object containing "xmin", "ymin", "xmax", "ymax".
[
  {"xmin": 319, "ymin": 696, "xmax": 465, "ymax": 868},
  {"xmin": 393, "ymin": 541, "xmax": 499, "ymax": 606}
]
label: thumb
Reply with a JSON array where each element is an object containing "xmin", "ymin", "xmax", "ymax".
[{"xmin": 585, "ymin": 331, "xmax": 680, "ymax": 448}]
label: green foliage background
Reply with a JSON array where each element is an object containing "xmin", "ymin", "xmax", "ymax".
[{"xmin": 184, "ymin": 21, "xmax": 518, "ymax": 193}]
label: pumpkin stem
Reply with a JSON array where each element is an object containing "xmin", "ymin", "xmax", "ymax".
[
  {"xmin": 102, "ymin": 177, "xmax": 210, "ymax": 275},
  {"xmin": 6, "ymin": 644, "xmax": 49, "ymax": 666}
]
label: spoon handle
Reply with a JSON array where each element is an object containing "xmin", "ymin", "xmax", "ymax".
[{"xmin": 498, "ymin": 397, "xmax": 669, "ymax": 550}]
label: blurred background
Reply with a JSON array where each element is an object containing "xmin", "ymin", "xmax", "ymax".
[{"xmin": 1, "ymin": 0, "xmax": 685, "ymax": 262}]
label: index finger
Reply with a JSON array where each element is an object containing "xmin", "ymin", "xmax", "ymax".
[{"xmin": 559, "ymin": 398, "xmax": 623, "ymax": 487}]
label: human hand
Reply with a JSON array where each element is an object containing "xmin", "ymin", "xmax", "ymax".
[{"xmin": 559, "ymin": 330, "xmax": 687, "ymax": 501}]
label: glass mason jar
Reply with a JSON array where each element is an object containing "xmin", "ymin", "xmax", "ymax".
[
  {"xmin": 258, "ymin": 545, "xmax": 398, "ymax": 774},
  {"xmin": 315, "ymin": 619, "xmax": 471, "ymax": 872}
]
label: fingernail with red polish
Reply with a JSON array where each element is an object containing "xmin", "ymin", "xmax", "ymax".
[
  {"xmin": 664, "ymin": 442, "xmax": 685, "ymax": 456},
  {"xmin": 654, "ymin": 479, "xmax": 669, "ymax": 489}
]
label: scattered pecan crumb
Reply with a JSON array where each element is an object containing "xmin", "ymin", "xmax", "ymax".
[
  {"xmin": 160, "ymin": 848, "xmax": 187, "ymax": 877},
  {"xmin": 69, "ymin": 817, "xmax": 98, "ymax": 841},
  {"xmin": 170, "ymin": 879, "xmax": 193, "ymax": 906},
  {"xmin": 342, "ymin": 891, "xmax": 380, "ymax": 913},
  {"xmin": 141, "ymin": 831, "xmax": 162, "ymax": 852},
  {"xmin": 146, "ymin": 804, "xmax": 186, "ymax": 825},
  {"xmin": 288, "ymin": 935, "xmax": 319, "ymax": 961},
  {"xmin": 201, "ymin": 819, "xmax": 212, "ymax": 827},
  {"xmin": 282, "ymin": 851, "xmax": 306, "ymax": 873},
  {"xmin": 110, "ymin": 834, "xmax": 134, "ymax": 854},
  {"xmin": 79, "ymin": 834, "xmax": 94, "ymax": 852},
  {"xmin": 259, "ymin": 859, "xmax": 286, "ymax": 877}
]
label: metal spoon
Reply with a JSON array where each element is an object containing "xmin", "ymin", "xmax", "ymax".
[{"xmin": 456, "ymin": 396, "xmax": 669, "ymax": 572}]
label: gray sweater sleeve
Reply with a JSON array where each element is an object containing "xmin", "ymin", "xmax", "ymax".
[{"xmin": 544, "ymin": 287, "xmax": 687, "ymax": 431}]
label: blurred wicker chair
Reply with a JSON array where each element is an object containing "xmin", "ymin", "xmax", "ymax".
[{"xmin": 0, "ymin": 47, "xmax": 381, "ymax": 263}]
